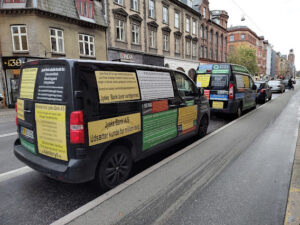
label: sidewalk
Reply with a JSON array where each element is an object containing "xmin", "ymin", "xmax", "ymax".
[{"xmin": 0, "ymin": 108, "xmax": 15, "ymax": 117}]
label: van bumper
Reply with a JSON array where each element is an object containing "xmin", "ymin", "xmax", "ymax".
[
  {"xmin": 210, "ymin": 100, "xmax": 239, "ymax": 114},
  {"xmin": 14, "ymin": 139, "xmax": 96, "ymax": 183}
]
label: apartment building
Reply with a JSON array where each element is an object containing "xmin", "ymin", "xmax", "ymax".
[
  {"xmin": 0, "ymin": 0, "xmax": 107, "ymax": 107},
  {"xmin": 106, "ymin": 0, "xmax": 228, "ymax": 79}
]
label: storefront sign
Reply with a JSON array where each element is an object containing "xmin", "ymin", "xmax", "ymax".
[
  {"xmin": 120, "ymin": 52, "xmax": 134, "ymax": 62},
  {"xmin": 2, "ymin": 57, "xmax": 26, "ymax": 69}
]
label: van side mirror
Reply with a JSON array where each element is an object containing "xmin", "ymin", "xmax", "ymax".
[{"xmin": 252, "ymin": 85, "xmax": 257, "ymax": 90}]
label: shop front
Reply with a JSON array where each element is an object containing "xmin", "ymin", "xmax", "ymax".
[
  {"xmin": 108, "ymin": 49, "xmax": 164, "ymax": 67},
  {"xmin": 1, "ymin": 56, "xmax": 40, "ymax": 107}
]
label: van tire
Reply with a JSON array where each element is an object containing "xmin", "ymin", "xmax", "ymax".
[
  {"xmin": 235, "ymin": 106, "xmax": 242, "ymax": 118},
  {"xmin": 198, "ymin": 115, "xmax": 209, "ymax": 138},
  {"xmin": 96, "ymin": 145, "xmax": 132, "ymax": 191}
]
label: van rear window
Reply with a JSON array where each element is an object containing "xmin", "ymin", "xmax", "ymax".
[
  {"xmin": 35, "ymin": 65, "xmax": 66, "ymax": 102},
  {"xmin": 210, "ymin": 74, "xmax": 228, "ymax": 90}
]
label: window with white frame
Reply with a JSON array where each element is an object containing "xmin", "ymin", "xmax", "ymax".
[
  {"xmin": 175, "ymin": 11, "xmax": 179, "ymax": 29},
  {"xmin": 76, "ymin": 0, "xmax": 94, "ymax": 19},
  {"xmin": 163, "ymin": 34, "xmax": 169, "ymax": 51},
  {"xmin": 186, "ymin": 40, "xmax": 191, "ymax": 56},
  {"xmin": 204, "ymin": 47, "xmax": 207, "ymax": 58},
  {"xmin": 200, "ymin": 46, "xmax": 203, "ymax": 58},
  {"xmin": 131, "ymin": 24, "xmax": 140, "ymax": 44},
  {"xmin": 148, "ymin": 0, "xmax": 155, "ymax": 18},
  {"xmin": 114, "ymin": 0, "xmax": 123, "ymax": 5},
  {"xmin": 78, "ymin": 34, "xmax": 95, "ymax": 57},
  {"xmin": 149, "ymin": 30, "xmax": 156, "ymax": 48},
  {"xmin": 131, "ymin": 0, "xmax": 139, "ymax": 11},
  {"xmin": 203, "ymin": 7, "xmax": 206, "ymax": 18},
  {"xmin": 11, "ymin": 25, "xmax": 28, "ymax": 52},
  {"xmin": 50, "ymin": 28, "xmax": 64, "ymax": 54},
  {"xmin": 230, "ymin": 35, "xmax": 234, "ymax": 42},
  {"xmin": 186, "ymin": 17, "xmax": 190, "ymax": 32},
  {"xmin": 192, "ymin": 42, "xmax": 196, "ymax": 57},
  {"xmin": 163, "ymin": 6, "xmax": 168, "ymax": 24},
  {"xmin": 200, "ymin": 25, "xmax": 203, "ymax": 38},
  {"xmin": 192, "ymin": 20, "xmax": 196, "ymax": 35},
  {"xmin": 116, "ymin": 19, "xmax": 125, "ymax": 41},
  {"xmin": 175, "ymin": 37, "xmax": 180, "ymax": 54}
]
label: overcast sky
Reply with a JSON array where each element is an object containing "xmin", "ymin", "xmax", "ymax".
[{"xmin": 209, "ymin": 0, "xmax": 299, "ymax": 69}]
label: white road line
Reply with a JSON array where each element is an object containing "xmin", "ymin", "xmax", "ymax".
[
  {"xmin": 0, "ymin": 132, "xmax": 18, "ymax": 138},
  {"xmin": 0, "ymin": 166, "xmax": 33, "ymax": 183}
]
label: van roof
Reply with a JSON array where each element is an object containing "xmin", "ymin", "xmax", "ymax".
[{"xmin": 24, "ymin": 58, "xmax": 188, "ymax": 74}]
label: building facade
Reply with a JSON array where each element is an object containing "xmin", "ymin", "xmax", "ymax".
[
  {"xmin": 0, "ymin": 0, "xmax": 107, "ymax": 107},
  {"xmin": 227, "ymin": 26, "xmax": 268, "ymax": 76},
  {"xmin": 106, "ymin": 0, "xmax": 228, "ymax": 79}
]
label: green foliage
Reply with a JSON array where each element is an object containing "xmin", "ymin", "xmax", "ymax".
[{"xmin": 227, "ymin": 45, "xmax": 259, "ymax": 75}]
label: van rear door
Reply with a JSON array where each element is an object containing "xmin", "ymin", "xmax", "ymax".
[{"xmin": 17, "ymin": 61, "xmax": 72, "ymax": 162}]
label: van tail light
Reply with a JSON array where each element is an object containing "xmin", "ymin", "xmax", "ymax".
[
  {"xmin": 70, "ymin": 111, "xmax": 85, "ymax": 144},
  {"xmin": 277, "ymin": 85, "xmax": 281, "ymax": 87},
  {"xmin": 260, "ymin": 89, "xmax": 265, "ymax": 93},
  {"xmin": 15, "ymin": 103, "xmax": 18, "ymax": 126},
  {"xmin": 229, "ymin": 83, "xmax": 234, "ymax": 99}
]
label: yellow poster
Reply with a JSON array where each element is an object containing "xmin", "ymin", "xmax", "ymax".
[
  {"xmin": 20, "ymin": 68, "xmax": 38, "ymax": 99},
  {"xmin": 243, "ymin": 76, "xmax": 250, "ymax": 88},
  {"xmin": 17, "ymin": 99, "xmax": 24, "ymax": 120},
  {"xmin": 196, "ymin": 74, "xmax": 211, "ymax": 88},
  {"xmin": 178, "ymin": 105, "xmax": 198, "ymax": 132},
  {"xmin": 95, "ymin": 71, "xmax": 140, "ymax": 103},
  {"xmin": 88, "ymin": 113, "xmax": 141, "ymax": 146},
  {"xmin": 35, "ymin": 103, "xmax": 68, "ymax": 161}
]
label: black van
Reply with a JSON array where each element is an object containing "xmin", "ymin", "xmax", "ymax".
[
  {"xmin": 14, "ymin": 59, "xmax": 210, "ymax": 190},
  {"xmin": 195, "ymin": 64, "xmax": 257, "ymax": 117}
]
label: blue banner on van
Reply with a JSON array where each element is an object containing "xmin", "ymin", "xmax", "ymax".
[
  {"xmin": 197, "ymin": 64, "xmax": 213, "ymax": 73},
  {"xmin": 210, "ymin": 94, "xmax": 228, "ymax": 101},
  {"xmin": 235, "ymin": 93, "xmax": 246, "ymax": 99}
]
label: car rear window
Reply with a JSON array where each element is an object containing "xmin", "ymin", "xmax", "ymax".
[
  {"xmin": 269, "ymin": 81, "xmax": 280, "ymax": 85},
  {"xmin": 210, "ymin": 74, "xmax": 229, "ymax": 90}
]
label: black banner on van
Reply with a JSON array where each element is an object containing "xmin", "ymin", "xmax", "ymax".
[{"xmin": 36, "ymin": 66, "xmax": 66, "ymax": 102}]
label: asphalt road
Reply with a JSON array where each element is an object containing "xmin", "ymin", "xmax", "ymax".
[{"xmin": 0, "ymin": 92, "xmax": 283, "ymax": 225}]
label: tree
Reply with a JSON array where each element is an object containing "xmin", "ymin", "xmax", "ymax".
[{"xmin": 227, "ymin": 45, "xmax": 259, "ymax": 75}]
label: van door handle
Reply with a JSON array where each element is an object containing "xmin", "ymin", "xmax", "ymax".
[{"xmin": 24, "ymin": 110, "xmax": 31, "ymax": 113}]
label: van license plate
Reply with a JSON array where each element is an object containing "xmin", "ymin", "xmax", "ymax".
[
  {"xmin": 21, "ymin": 127, "xmax": 34, "ymax": 139},
  {"xmin": 212, "ymin": 101, "xmax": 224, "ymax": 109}
]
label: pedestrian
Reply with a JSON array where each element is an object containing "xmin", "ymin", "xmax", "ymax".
[{"xmin": 288, "ymin": 78, "xmax": 294, "ymax": 90}]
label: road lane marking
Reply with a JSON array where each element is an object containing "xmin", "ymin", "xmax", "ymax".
[
  {"xmin": 0, "ymin": 166, "xmax": 33, "ymax": 183},
  {"xmin": 0, "ymin": 132, "xmax": 18, "ymax": 138}
]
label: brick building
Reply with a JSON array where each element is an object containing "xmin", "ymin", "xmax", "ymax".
[
  {"xmin": 105, "ymin": 0, "xmax": 228, "ymax": 79},
  {"xmin": 227, "ymin": 26, "xmax": 269, "ymax": 76},
  {"xmin": 0, "ymin": 0, "xmax": 107, "ymax": 107}
]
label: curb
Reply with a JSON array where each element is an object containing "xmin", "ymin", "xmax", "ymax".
[{"xmin": 284, "ymin": 124, "xmax": 300, "ymax": 225}]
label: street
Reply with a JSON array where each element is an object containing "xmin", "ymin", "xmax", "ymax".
[{"xmin": 0, "ymin": 91, "xmax": 286, "ymax": 225}]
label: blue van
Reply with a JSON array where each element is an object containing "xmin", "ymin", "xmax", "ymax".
[{"xmin": 195, "ymin": 64, "xmax": 257, "ymax": 117}]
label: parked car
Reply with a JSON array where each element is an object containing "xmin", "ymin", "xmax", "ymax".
[
  {"xmin": 14, "ymin": 59, "xmax": 210, "ymax": 190},
  {"xmin": 268, "ymin": 80, "xmax": 285, "ymax": 93},
  {"xmin": 282, "ymin": 79, "xmax": 289, "ymax": 88},
  {"xmin": 195, "ymin": 63, "xmax": 257, "ymax": 118},
  {"xmin": 255, "ymin": 81, "xmax": 272, "ymax": 103}
]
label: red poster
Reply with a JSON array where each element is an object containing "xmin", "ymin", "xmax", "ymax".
[{"xmin": 152, "ymin": 100, "xmax": 168, "ymax": 113}]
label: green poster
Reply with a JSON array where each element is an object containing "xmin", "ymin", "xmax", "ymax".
[
  {"xmin": 143, "ymin": 109, "xmax": 178, "ymax": 150},
  {"xmin": 20, "ymin": 137, "xmax": 36, "ymax": 154}
]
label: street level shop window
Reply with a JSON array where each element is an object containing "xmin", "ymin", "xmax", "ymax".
[
  {"xmin": 78, "ymin": 34, "xmax": 95, "ymax": 57},
  {"xmin": 50, "ymin": 28, "xmax": 65, "ymax": 54},
  {"xmin": 131, "ymin": 24, "xmax": 140, "ymax": 45},
  {"xmin": 11, "ymin": 25, "xmax": 28, "ymax": 52},
  {"xmin": 76, "ymin": 0, "xmax": 94, "ymax": 19}
]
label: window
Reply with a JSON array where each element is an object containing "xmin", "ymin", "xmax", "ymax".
[
  {"xmin": 174, "ymin": 72, "xmax": 195, "ymax": 97},
  {"xmin": 175, "ymin": 37, "xmax": 180, "ymax": 54},
  {"xmin": 163, "ymin": 34, "xmax": 169, "ymax": 51},
  {"xmin": 204, "ymin": 47, "xmax": 207, "ymax": 58},
  {"xmin": 192, "ymin": 42, "xmax": 196, "ymax": 57},
  {"xmin": 186, "ymin": 40, "xmax": 191, "ymax": 56},
  {"xmin": 148, "ymin": 0, "xmax": 155, "ymax": 18},
  {"xmin": 114, "ymin": 0, "xmax": 123, "ymax": 5},
  {"xmin": 192, "ymin": 20, "xmax": 196, "ymax": 35},
  {"xmin": 203, "ymin": 7, "xmax": 206, "ymax": 18},
  {"xmin": 200, "ymin": 25, "xmax": 203, "ymax": 38},
  {"xmin": 204, "ymin": 27, "xmax": 208, "ymax": 39},
  {"xmin": 11, "ymin": 25, "xmax": 28, "ymax": 52},
  {"xmin": 229, "ymin": 45, "xmax": 235, "ymax": 53},
  {"xmin": 163, "ymin": 6, "xmax": 168, "ymax": 24},
  {"xmin": 210, "ymin": 49, "xmax": 213, "ymax": 59},
  {"xmin": 241, "ymin": 34, "xmax": 245, "ymax": 40},
  {"xmin": 76, "ymin": 0, "xmax": 94, "ymax": 19},
  {"xmin": 131, "ymin": 24, "xmax": 140, "ymax": 44},
  {"xmin": 149, "ymin": 30, "xmax": 156, "ymax": 48},
  {"xmin": 186, "ymin": 17, "xmax": 190, "ymax": 32},
  {"xmin": 175, "ymin": 11, "xmax": 179, "ymax": 29},
  {"xmin": 230, "ymin": 35, "xmax": 234, "ymax": 42},
  {"xmin": 210, "ymin": 30, "xmax": 213, "ymax": 42},
  {"xmin": 50, "ymin": 28, "xmax": 64, "ymax": 54},
  {"xmin": 131, "ymin": 0, "xmax": 139, "ymax": 11},
  {"xmin": 116, "ymin": 20, "xmax": 125, "ymax": 41},
  {"xmin": 79, "ymin": 34, "xmax": 95, "ymax": 57},
  {"xmin": 200, "ymin": 46, "xmax": 203, "ymax": 58}
]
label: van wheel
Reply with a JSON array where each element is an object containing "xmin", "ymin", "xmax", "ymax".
[
  {"xmin": 198, "ymin": 115, "xmax": 209, "ymax": 138},
  {"xmin": 96, "ymin": 145, "xmax": 132, "ymax": 191},
  {"xmin": 235, "ymin": 106, "xmax": 242, "ymax": 118}
]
